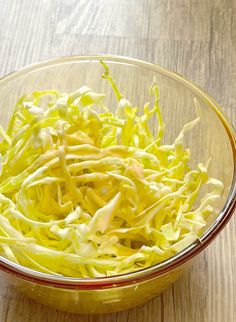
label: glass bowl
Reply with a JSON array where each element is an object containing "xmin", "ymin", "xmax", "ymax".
[{"xmin": 0, "ymin": 55, "xmax": 235, "ymax": 314}]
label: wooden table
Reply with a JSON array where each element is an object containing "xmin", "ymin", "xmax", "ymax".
[{"xmin": 0, "ymin": 1, "xmax": 235, "ymax": 321}]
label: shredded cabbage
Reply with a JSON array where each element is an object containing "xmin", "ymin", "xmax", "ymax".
[{"xmin": 0, "ymin": 63, "xmax": 223, "ymax": 277}]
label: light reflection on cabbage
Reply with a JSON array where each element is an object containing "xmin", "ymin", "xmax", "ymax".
[{"xmin": 0, "ymin": 62, "xmax": 223, "ymax": 277}]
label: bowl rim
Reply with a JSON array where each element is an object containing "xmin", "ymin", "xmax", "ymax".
[{"xmin": 0, "ymin": 54, "xmax": 235, "ymax": 289}]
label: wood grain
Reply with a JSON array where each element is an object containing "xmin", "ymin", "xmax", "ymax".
[{"xmin": 0, "ymin": 0, "xmax": 235, "ymax": 321}]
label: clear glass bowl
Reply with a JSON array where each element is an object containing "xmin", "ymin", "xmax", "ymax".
[{"xmin": 0, "ymin": 55, "xmax": 235, "ymax": 314}]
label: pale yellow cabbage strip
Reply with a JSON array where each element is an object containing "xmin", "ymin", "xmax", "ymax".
[{"xmin": 0, "ymin": 63, "xmax": 223, "ymax": 277}]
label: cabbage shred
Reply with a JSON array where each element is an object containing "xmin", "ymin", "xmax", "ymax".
[{"xmin": 0, "ymin": 63, "xmax": 223, "ymax": 277}]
